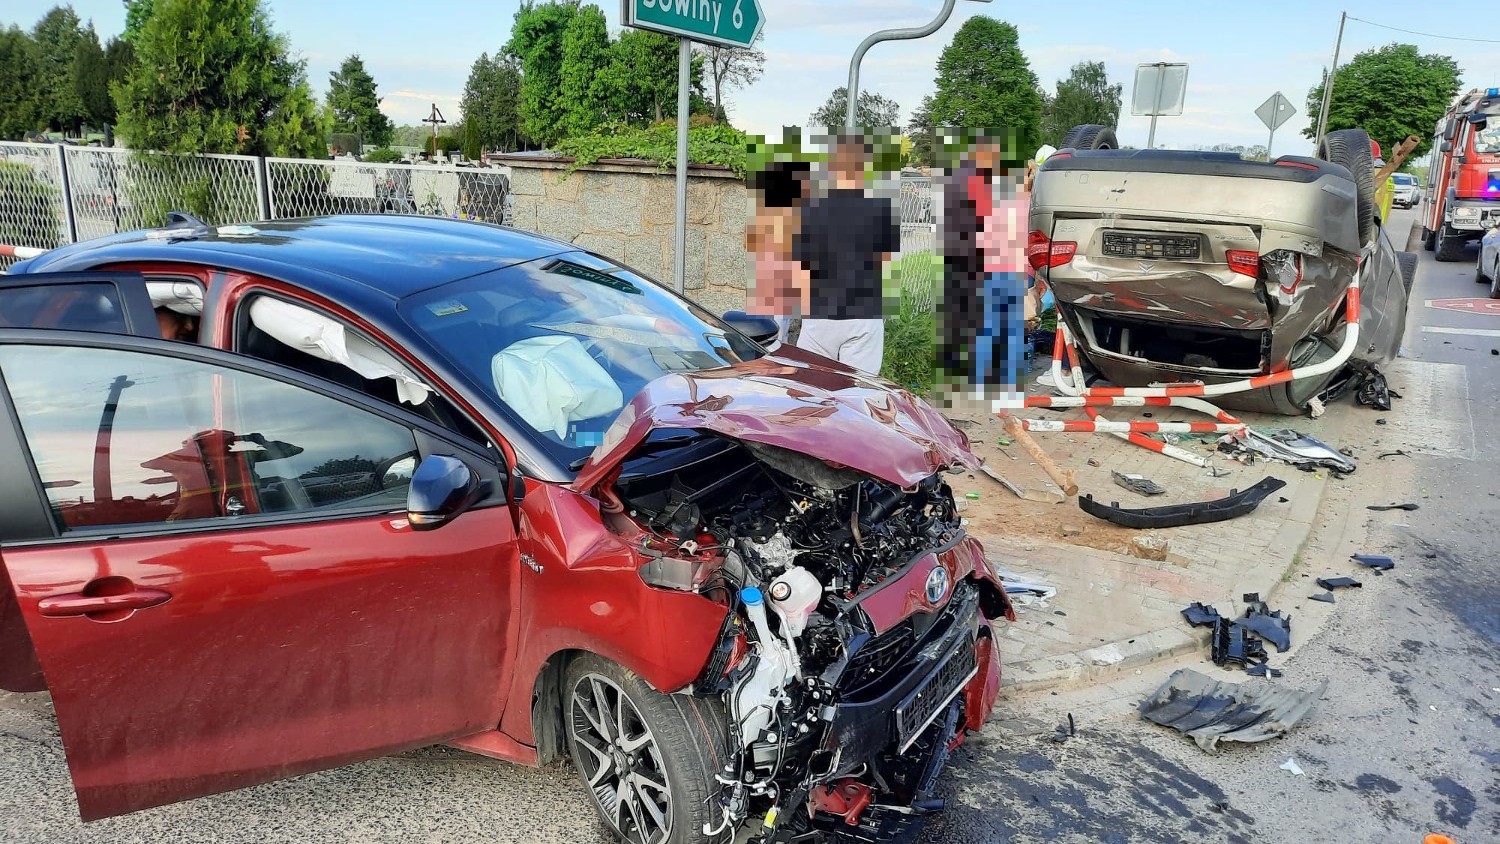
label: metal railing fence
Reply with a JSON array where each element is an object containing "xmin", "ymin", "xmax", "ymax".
[{"xmin": 0, "ymin": 142, "xmax": 513, "ymax": 269}]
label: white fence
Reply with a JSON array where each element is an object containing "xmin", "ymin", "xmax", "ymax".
[{"xmin": 0, "ymin": 142, "xmax": 512, "ymax": 269}]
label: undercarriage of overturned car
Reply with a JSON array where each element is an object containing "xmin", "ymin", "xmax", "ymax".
[{"xmin": 592, "ymin": 434, "xmax": 1011, "ymax": 844}]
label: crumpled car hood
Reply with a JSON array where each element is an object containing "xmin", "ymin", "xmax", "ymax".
[{"xmin": 570, "ymin": 345, "xmax": 979, "ymax": 492}]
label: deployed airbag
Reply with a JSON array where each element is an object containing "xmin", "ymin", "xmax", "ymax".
[
  {"xmin": 248, "ymin": 297, "xmax": 432, "ymax": 405},
  {"xmin": 491, "ymin": 335, "xmax": 623, "ymax": 439},
  {"xmin": 146, "ymin": 280, "xmax": 204, "ymax": 315}
]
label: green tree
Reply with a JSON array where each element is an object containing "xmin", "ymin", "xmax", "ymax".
[
  {"xmin": 72, "ymin": 26, "xmax": 115, "ymax": 132},
  {"xmin": 602, "ymin": 29, "xmax": 681, "ymax": 125},
  {"xmin": 460, "ymin": 53, "xmax": 524, "ymax": 158},
  {"xmin": 122, "ymin": 0, "xmax": 154, "ymax": 44},
  {"xmin": 810, "ymin": 86, "xmax": 901, "ymax": 129},
  {"xmin": 557, "ymin": 4, "xmax": 611, "ymax": 139},
  {"xmin": 31, "ymin": 6, "xmax": 89, "ymax": 135},
  {"xmin": 696, "ymin": 34, "xmax": 765, "ymax": 123},
  {"xmin": 1041, "ymin": 61, "xmax": 1121, "ymax": 147},
  {"xmin": 906, "ymin": 99, "xmax": 935, "ymax": 166},
  {"xmin": 505, "ymin": 1, "xmax": 579, "ymax": 148},
  {"xmin": 926, "ymin": 16, "xmax": 1043, "ymax": 156},
  {"xmin": 1303, "ymin": 43, "xmax": 1460, "ymax": 158},
  {"xmin": 113, "ymin": 0, "xmax": 328, "ymax": 157},
  {"xmin": 0, "ymin": 26, "xmax": 44, "ymax": 140},
  {"xmin": 326, "ymin": 54, "xmax": 393, "ymax": 148}
]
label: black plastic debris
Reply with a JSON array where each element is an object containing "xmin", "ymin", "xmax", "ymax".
[
  {"xmin": 1310, "ymin": 592, "xmax": 1336, "ymax": 603},
  {"xmin": 1113, "ymin": 471, "xmax": 1166, "ymax": 497},
  {"xmin": 1367, "ymin": 503, "xmax": 1418, "ymax": 512},
  {"xmin": 1375, "ymin": 418, "xmax": 1388, "ymax": 426},
  {"xmin": 1139, "ymin": 668, "xmax": 1328, "ymax": 751},
  {"xmin": 1212, "ymin": 618, "xmax": 1268, "ymax": 668},
  {"xmin": 1241, "ymin": 610, "xmax": 1292, "ymax": 653},
  {"xmin": 1246, "ymin": 663, "xmax": 1284, "ymax": 678},
  {"xmin": 1355, "ymin": 369, "xmax": 1393, "ymax": 411},
  {"xmin": 1181, "ymin": 602, "xmax": 1222, "ymax": 627},
  {"xmin": 1316, "ymin": 576, "xmax": 1362, "ymax": 590},
  {"xmin": 1079, "ymin": 477, "xmax": 1287, "ymax": 529},
  {"xmin": 1377, "ymin": 450, "xmax": 1411, "ymax": 460},
  {"xmin": 1352, "ymin": 554, "xmax": 1395, "ymax": 570}
]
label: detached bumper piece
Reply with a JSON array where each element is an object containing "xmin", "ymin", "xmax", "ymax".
[
  {"xmin": 1080, "ymin": 477, "xmax": 1286, "ymax": 529},
  {"xmin": 1140, "ymin": 668, "xmax": 1328, "ymax": 752}
]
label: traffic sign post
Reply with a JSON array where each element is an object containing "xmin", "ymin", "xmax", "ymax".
[
  {"xmin": 623, "ymin": 0, "xmax": 765, "ymax": 293},
  {"xmin": 1255, "ymin": 92, "xmax": 1296, "ymax": 160},
  {"xmin": 1132, "ymin": 63, "xmax": 1188, "ymax": 149}
]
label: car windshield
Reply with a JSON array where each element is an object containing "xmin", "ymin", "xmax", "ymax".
[
  {"xmin": 1392, "ymin": 174, "xmax": 1415, "ymax": 185},
  {"xmin": 399, "ymin": 253, "xmax": 766, "ymax": 472},
  {"xmin": 1474, "ymin": 125, "xmax": 1500, "ymax": 154}
]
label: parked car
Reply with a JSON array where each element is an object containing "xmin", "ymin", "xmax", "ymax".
[
  {"xmin": 0, "ymin": 214, "xmax": 1013, "ymax": 842},
  {"xmin": 1478, "ymin": 221, "xmax": 1500, "ymax": 298},
  {"xmin": 1029, "ymin": 125, "xmax": 1413, "ymax": 415},
  {"xmin": 1390, "ymin": 173, "xmax": 1421, "ymax": 209}
]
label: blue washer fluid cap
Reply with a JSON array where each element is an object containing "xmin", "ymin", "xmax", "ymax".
[{"xmin": 740, "ymin": 586, "xmax": 764, "ymax": 606}]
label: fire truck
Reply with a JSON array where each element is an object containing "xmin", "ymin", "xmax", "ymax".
[{"xmin": 1422, "ymin": 87, "xmax": 1500, "ymax": 261}]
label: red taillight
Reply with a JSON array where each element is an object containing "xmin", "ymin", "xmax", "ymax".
[
  {"xmin": 1048, "ymin": 151, "xmax": 1073, "ymax": 160},
  {"xmin": 1226, "ymin": 249, "xmax": 1259, "ymax": 278},
  {"xmin": 1027, "ymin": 230, "xmax": 1077, "ymax": 270},
  {"xmin": 1274, "ymin": 159, "xmax": 1318, "ymax": 170}
]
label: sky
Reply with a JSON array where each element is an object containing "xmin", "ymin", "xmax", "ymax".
[{"xmin": 8, "ymin": 0, "xmax": 1500, "ymax": 156}]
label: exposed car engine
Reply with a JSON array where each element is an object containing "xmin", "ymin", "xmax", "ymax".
[{"xmin": 612, "ymin": 436, "xmax": 988, "ymax": 842}]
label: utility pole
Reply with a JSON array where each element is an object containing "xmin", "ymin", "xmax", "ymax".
[
  {"xmin": 1313, "ymin": 11, "xmax": 1347, "ymax": 152},
  {"xmin": 846, "ymin": 0, "xmax": 989, "ymax": 132}
]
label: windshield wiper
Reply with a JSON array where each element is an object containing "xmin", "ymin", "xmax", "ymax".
[{"xmin": 567, "ymin": 433, "xmax": 711, "ymax": 472}]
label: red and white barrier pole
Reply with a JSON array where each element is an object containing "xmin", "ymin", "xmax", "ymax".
[{"xmin": 0, "ymin": 245, "xmax": 47, "ymax": 261}]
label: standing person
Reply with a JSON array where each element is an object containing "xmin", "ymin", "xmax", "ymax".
[
  {"xmin": 937, "ymin": 133, "xmax": 1011, "ymax": 386},
  {"xmin": 792, "ymin": 135, "xmax": 899, "ymax": 375},
  {"xmin": 977, "ymin": 165, "xmax": 1030, "ymax": 406},
  {"xmin": 744, "ymin": 162, "xmax": 813, "ymax": 341}
]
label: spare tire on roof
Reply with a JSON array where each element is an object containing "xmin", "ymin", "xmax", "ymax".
[
  {"xmin": 1317, "ymin": 128, "xmax": 1376, "ymax": 247},
  {"xmin": 1061, "ymin": 124, "xmax": 1119, "ymax": 151}
]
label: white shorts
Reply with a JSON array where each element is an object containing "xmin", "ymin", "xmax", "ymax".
[{"xmin": 795, "ymin": 318, "xmax": 885, "ymax": 375}]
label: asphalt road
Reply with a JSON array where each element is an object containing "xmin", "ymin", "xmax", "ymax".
[{"xmin": 1, "ymin": 209, "xmax": 1495, "ymax": 843}]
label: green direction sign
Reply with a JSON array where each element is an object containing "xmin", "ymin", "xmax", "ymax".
[{"xmin": 622, "ymin": 0, "xmax": 764, "ymax": 49}]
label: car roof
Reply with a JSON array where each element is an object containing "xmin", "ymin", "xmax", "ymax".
[{"xmin": 15, "ymin": 215, "xmax": 576, "ymax": 300}]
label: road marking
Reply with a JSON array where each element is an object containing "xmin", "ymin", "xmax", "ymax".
[
  {"xmin": 1422, "ymin": 325, "xmax": 1500, "ymax": 338},
  {"xmin": 1384, "ymin": 359, "xmax": 1475, "ymax": 460},
  {"xmin": 1424, "ymin": 298, "xmax": 1500, "ymax": 315}
]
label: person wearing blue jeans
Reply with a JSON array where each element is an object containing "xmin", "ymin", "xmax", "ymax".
[{"xmin": 974, "ymin": 270, "xmax": 1028, "ymax": 405}]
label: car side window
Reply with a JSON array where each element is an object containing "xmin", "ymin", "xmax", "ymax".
[
  {"xmin": 0, "ymin": 283, "xmax": 132, "ymax": 333},
  {"xmin": 0, "ymin": 344, "xmax": 419, "ymax": 533}
]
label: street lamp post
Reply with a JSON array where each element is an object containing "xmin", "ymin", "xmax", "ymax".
[{"xmin": 845, "ymin": 0, "xmax": 991, "ymax": 133}]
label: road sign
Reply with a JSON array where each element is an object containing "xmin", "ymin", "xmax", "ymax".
[
  {"xmin": 1425, "ymin": 297, "xmax": 1500, "ymax": 315},
  {"xmin": 1255, "ymin": 92, "xmax": 1296, "ymax": 132},
  {"xmin": 1131, "ymin": 63, "xmax": 1188, "ymax": 117},
  {"xmin": 623, "ymin": 0, "xmax": 764, "ymax": 49}
]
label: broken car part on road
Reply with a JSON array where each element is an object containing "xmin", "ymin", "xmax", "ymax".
[
  {"xmin": 1224, "ymin": 429, "xmax": 1357, "ymax": 475},
  {"xmin": 1317, "ymin": 576, "xmax": 1364, "ymax": 590},
  {"xmin": 1113, "ymin": 471, "xmax": 1166, "ymax": 497},
  {"xmin": 1079, "ymin": 477, "xmax": 1286, "ymax": 529},
  {"xmin": 1140, "ymin": 668, "xmax": 1329, "ymax": 752},
  {"xmin": 1352, "ymin": 554, "xmax": 1396, "ymax": 570}
]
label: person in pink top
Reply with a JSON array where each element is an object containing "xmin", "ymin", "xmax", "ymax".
[{"xmin": 745, "ymin": 161, "xmax": 812, "ymax": 336}]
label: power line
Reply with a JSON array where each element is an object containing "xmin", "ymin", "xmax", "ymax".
[{"xmin": 1345, "ymin": 15, "xmax": 1500, "ymax": 45}]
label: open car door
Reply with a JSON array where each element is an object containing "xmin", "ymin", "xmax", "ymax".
[{"xmin": 0, "ymin": 329, "xmax": 518, "ymax": 820}]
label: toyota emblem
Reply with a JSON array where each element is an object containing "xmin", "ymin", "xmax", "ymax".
[{"xmin": 925, "ymin": 566, "xmax": 950, "ymax": 605}]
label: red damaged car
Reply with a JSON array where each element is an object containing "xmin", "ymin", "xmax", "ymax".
[{"xmin": 0, "ymin": 215, "xmax": 1013, "ymax": 843}]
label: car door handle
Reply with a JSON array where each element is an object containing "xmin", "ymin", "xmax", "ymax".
[{"xmin": 38, "ymin": 587, "xmax": 172, "ymax": 618}]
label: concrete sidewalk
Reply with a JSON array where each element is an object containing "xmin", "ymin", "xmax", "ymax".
[{"xmin": 944, "ymin": 378, "xmax": 1373, "ymax": 696}]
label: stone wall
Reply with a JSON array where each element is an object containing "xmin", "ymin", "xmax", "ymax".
[{"xmin": 498, "ymin": 156, "xmax": 751, "ymax": 315}]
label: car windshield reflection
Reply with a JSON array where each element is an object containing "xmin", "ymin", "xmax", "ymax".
[{"xmin": 399, "ymin": 255, "xmax": 765, "ymax": 470}]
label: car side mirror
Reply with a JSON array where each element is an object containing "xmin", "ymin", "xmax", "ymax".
[
  {"xmin": 506, "ymin": 464, "xmax": 527, "ymax": 505},
  {"xmin": 1440, "ymin": 140, "xmax": 1453, "ymax": 153},
  {"xmin": 1469, "ymin": 113, "xmax": 1489, "ymax": 130},
  {"xmin": 721, "ymin": 310, "xmax": 780, "ymax": 344},
  {"xmin": 407, "ymin": 455, "xmax": 490, "ymax": 530}
]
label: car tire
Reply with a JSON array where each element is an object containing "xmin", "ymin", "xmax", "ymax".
[
  {"xmin": 1435, "ymin": 228, "xmax": 1466, "ymax": 262},
  {"xmin": 563, "ymin": 654, "xmax": 731, "ymax": 844},
  {"xmin": 1061, "ymin": 124, "xmax": 1118, "ymax": 151},
  {"xmin": 1477, "ymin": 258, "xmax": 1490, "ymax": 285},
  {"xmin": 1398, "ymin": 251, "xmax": 1419, "ymax": 294},
  {"xmin": 1491, "ymin": 267, "xmax": 1500, "ymax": 299},
  {"xmin": 1316, "ymin": 128, "xmax": 1376, "ymax": 247}
]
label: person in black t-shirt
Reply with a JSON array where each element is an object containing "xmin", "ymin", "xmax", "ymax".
[{"xmin": 791, "ymin": 135, "xmax": 899, "ymax": 375}]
